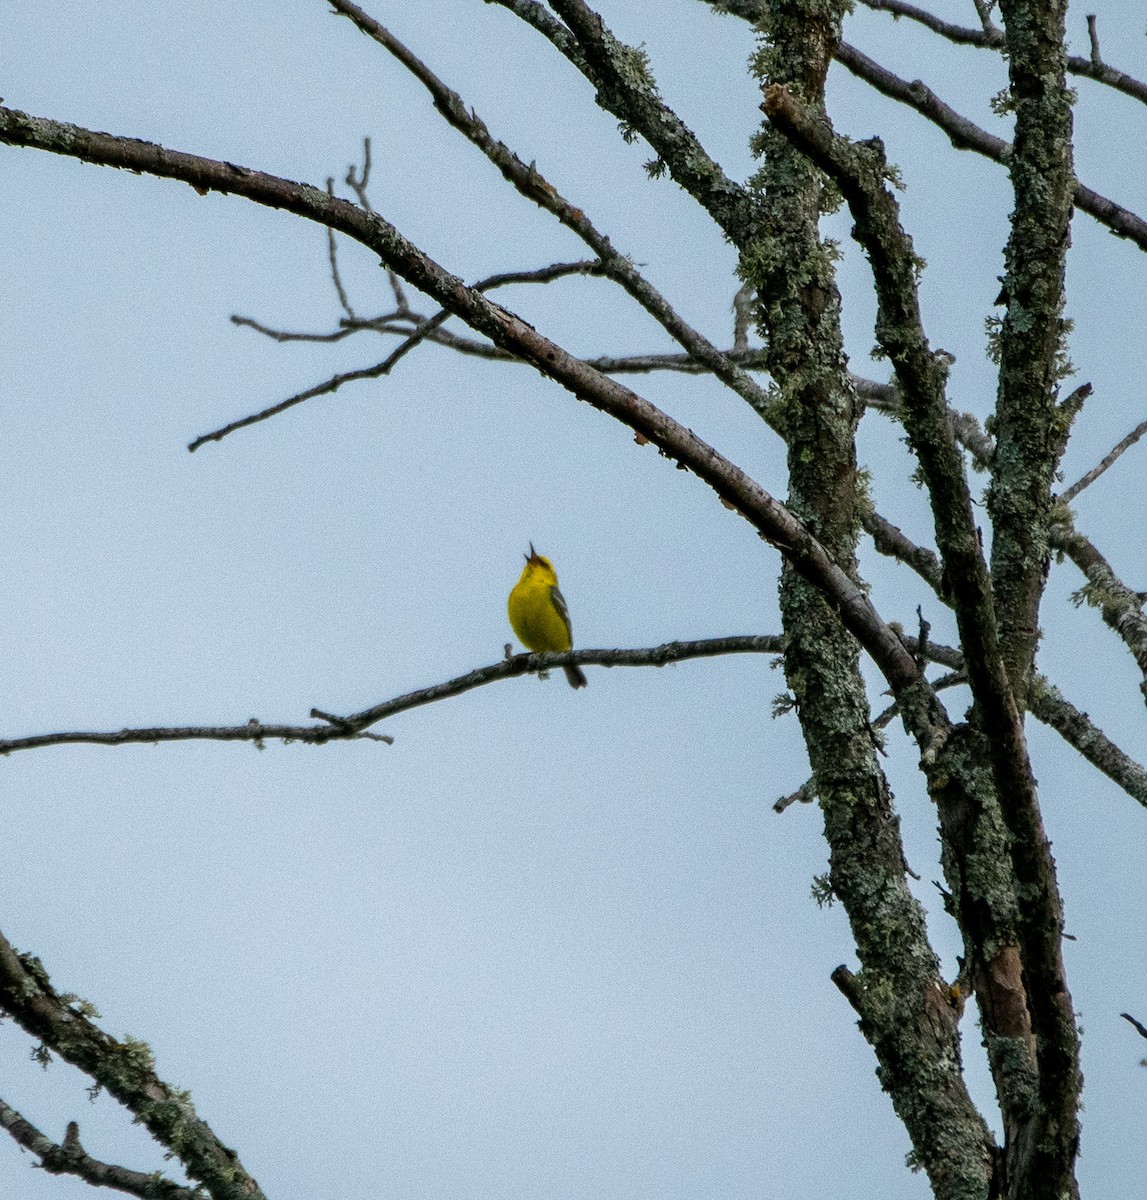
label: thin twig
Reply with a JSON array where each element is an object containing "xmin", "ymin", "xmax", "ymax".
[
  {"xmin": 233, "ymin": 304, "xmax": 773, "ymax": 376},
  {"xmin": 373, "ymin": 259, "xmax": 608, "ymax": 379},
  {"xmin": 1121, "ymin": 1012, "xmax": 1147, "ymax": 1039},
  {"xmin": 1086, "ymin": 14, "xmax": 1101, "ymax": 67},
  {"xmin": 234, "ymin": 303, "xmax": 772, "ymax": 373},
  {"xmin": 188, "ymin": 359, "xmax": 398, "ymax": 450},
  {"xmin": 195, "ymin": 260, "xmax": 608, "ymax": 449},
  {"xmin": 230, "ymin": 313, "xmax": 373, "ymax": 343},
  {"xmin": 346, "ymin": 135, "xmax": 372, "ymax": 203},
  {"xmin": 1060, "ymin": 415, "xmax": 1147, "ymax": 502},
  {"xmin": 0, "ymin": 718, "xmax": 394, "ymax": 756},
  {"xmin": 343, "ymin": 137, "xmax": 410, "ymax": 310},
  {"xmin": 325, "ymin": 176, "xmax": 356, "ymax": 320}
]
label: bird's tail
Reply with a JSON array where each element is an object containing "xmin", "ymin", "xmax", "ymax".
[{"xmin": 564, "ymin": 663, "xmax": 588, "ymax": 689}]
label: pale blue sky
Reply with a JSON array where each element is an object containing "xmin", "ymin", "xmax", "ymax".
[{"xmin": 2, "ymin": 3, "xmax": 1145, "ymax": 1198}]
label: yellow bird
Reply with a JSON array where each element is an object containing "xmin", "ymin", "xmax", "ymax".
[{"xmin": 507, "ymin": 544, "xmax": 588, "ymax": 689}]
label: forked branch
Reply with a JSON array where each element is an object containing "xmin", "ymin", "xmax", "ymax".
[{"xmin": 0, "ymin": 1100, "xmax": 198, "ymax": 1200}]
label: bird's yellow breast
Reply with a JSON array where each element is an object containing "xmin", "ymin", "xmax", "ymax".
[{"xmin": 508, "ymin": 574, "xmax": 572, "ymax": 653}]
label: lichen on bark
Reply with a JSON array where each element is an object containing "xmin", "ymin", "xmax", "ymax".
[{"xmin": 746, "ymin": 6, "xmax": 995, "ymax": 1198}]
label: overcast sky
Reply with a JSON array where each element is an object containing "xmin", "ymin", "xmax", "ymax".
[{"xmin": 2, "ymin": 3, "xmax": 1145, "ymax": 1198}]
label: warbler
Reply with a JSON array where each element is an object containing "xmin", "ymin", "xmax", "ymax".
[{"xmin": 507, "ymin": 544, "xmax": 588, "ymax": 689}]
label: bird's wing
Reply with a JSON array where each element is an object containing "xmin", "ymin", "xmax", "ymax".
[{"xmin": 549, "ymin": 584, "xmax": 573, "ymax": 642}]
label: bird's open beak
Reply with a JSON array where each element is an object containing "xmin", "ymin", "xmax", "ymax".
[{"xmin": 526, "ymin": 541, "xmax": 536, "ymax": 561}]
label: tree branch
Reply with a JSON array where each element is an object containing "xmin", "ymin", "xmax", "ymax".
[
  {"xmin": 489, "ymin": 0, "xmax": 764, "ymax": 245},
  {"xmin": 0, "ymin": 719, "xmax": 393, "ymax": 756},
  {"xmin": 234, "ymin": 310, "xmax": 772, "ymax": 375},
  {"xmin": 1052, "ymin": 521, "xmax": 1147, "ymax": 703},
  {"xmin": 835, "ymin": 40, "xmax": 1011, "ymax": 153},
  {"xmin": 1028, "ymin": 676, "xmax": 1147, "ymax": 809},
  {"xmin": 775, "ymin": 657, "xmax": 970, "ymax": 814},
  {"xmin": 0, "ymin": 105, "xmax": 924, "ymax": 703},
  {"xmin": 834, "ymin": 41, "xmax": 1147, "ymax": 252},
  {"xmin": 861, "ymin": 505, "xmax": 944, "ymax": 594},
  {"xmin": 861, "ymin": 369, "xmax": 996, "ymax": 472},
  {"xmin": 857, "ymin": 0, "xmax": 1147, "ymax": 107},
  {"xmin": 24, "ymin": 630, "xmax": 1136, "ymax": 814},
  {"xmin": 858, "ymin": 0, "xmax": 999, "ymax": 45},
  {"xmin": 712, "ymin": 0, "xmax": 1147, "ymax": 110},
  {"xmin": 1060, "ymin": 414, "xmax": 1147, "ymax": 502},
  {"xmin": 986, "ymin": 0, "xmax": 1076, "ymax": 707},
  {"xmin": 27, "ymin": 633, "xmax": 1139, "ymax": 814},
  {"xmin": 339, "ymin": 138, "xmax": 412, "ymax": 311},
  {"xmin": 0, "ymin": 1100, "xmax": 199, "ymax": 1200},
  {"xmin": 1121, "ymin": 1012, "xmax": 1147, "ymax": 1040},
  {"xmin": 312, "ymin": 637, "xmax": 788, "ymax": 730},
  {"xmin": 231, "ymin": 287, "xmax": 774, "ymax": 382},
  {"xmin": 0, "ymin": 934, "xmax": 265, "ymax": 1200},
  {"xmin": 0, "ymin": 638, "xmax": 783, "ymax": 756}
]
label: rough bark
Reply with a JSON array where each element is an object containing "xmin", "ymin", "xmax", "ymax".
[{"xmin": 750, "ymin": 6, "xmax": 994, "ymax": 1197}]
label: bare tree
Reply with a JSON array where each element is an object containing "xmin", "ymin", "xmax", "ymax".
[{"xmin": 1, "ymin": 2, "xmax": 1145, "ymax": 1198}]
